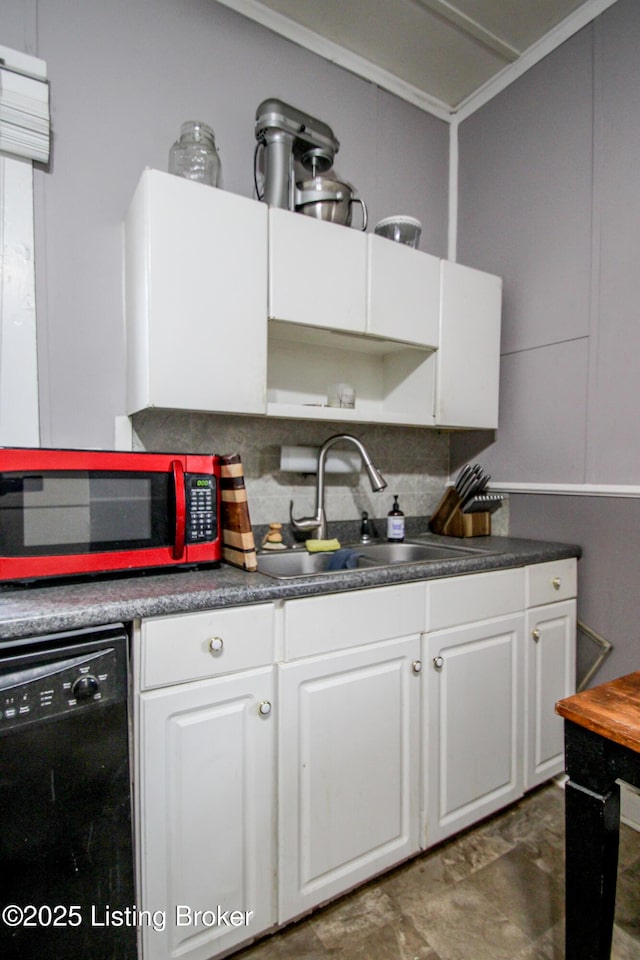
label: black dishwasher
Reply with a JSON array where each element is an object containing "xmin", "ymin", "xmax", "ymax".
[{"xmin": 0, "ymin": 623, "xmax": 136, "ymax": 959}]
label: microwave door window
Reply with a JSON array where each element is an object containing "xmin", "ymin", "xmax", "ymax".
[
  {"xmin": 23, "ymin": 475, "xmax": 91, "ymax": 546},
  {"xmin": 90, "ymin": 476, "xmax": 153, "ymax": 544},
  {"xmin": 0, "ymin": 471, "xmax": 175, "ymax": 556}
]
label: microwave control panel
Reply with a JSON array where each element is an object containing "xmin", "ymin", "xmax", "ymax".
[{"xmin": 185, "ymin": 474, "xmax": 217, "ymax": 543}]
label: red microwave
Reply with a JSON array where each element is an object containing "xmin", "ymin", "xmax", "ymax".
[{"xmin": 0, "ymin": 448, "xmax": 222, "ymax": 582}]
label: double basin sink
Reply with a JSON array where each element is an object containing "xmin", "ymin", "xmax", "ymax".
[{"xmin": 257, "ymin": 537, "xmax": 491, "ymax": 579}]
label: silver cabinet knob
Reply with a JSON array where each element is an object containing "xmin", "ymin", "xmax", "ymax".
[
  {"xmin": 412, "ymin": 660, "xmax": 422, "ymax": 674},
  {"xmin": 532, "ymin": 628, "xmax": 541, "ymax": 642},
  {"xmin": 433, "ymin": 656, "xmax": 444, "ymax": 670},
  {"xmin": 208, "ymin": 636, "xmax": 224, "ymax": 654},
  {"xmin": 552, "ymin": 577, "xmax": 561, "ymax": 590},
  {"xmin": 258, "ymin": 700, "xmax": 272, "ymax": 717}
]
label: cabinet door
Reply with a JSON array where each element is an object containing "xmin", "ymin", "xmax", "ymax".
[
  {"xmin": 125, "ymin": 169, "xmax": 268, "ymax": 416},
  {"xmin": 278, "ymin": 635, "xmax": 421, "ymax": 922},
  {"xmin": 269, "ymin": 208, "xmax": 367, "ymax": 333},
  {"xmin": 424, "ymin": 614, "xmax": 524, "ymax": 847},
  {"xmin": 435, "ymin": 260, "xmax": 502, "ymax": 428},
  {"xmin": 137, "ymin": 667, "xmax": 275, "ymax": 960},
  {"xmin": 525, "ymin": 599, "xmax": 576, "ymax": 790},
  {"xmin": 367, "ymin": 235, "xmax": 440, "ymax": 347}
]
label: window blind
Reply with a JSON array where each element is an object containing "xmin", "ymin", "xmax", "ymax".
[{"xmin": 0, "ymin": 61, "xmax": 50, "ymax": 164}]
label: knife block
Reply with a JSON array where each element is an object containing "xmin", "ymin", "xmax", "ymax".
[{"xmin": 429, "ymin": 487, "xmax": 491, "ymax": 538}]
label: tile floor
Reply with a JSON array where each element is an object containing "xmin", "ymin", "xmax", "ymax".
[{"xmin": 235, "ymin": 783, "xmax": 640, "ymax": 960}]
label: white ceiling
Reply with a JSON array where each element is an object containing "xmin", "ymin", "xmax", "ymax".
[{"xmin": 216, "ymin": 0, "xmax": 619, "ymax": 118}]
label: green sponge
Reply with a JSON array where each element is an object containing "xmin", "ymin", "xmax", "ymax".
[{"xmin": 306, "ymin": 538, "xmax": 341, "ymax": 553}]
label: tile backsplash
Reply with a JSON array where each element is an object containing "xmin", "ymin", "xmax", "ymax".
[
  {"xmin": 132, "ymin": 411, "xmax": 508, "ymax": 537},
  {"xmin": 132, "ymin": 411, "xmax": 450, "ymax": 522}
]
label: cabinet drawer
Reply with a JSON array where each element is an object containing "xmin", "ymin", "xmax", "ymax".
[
  {"xmin": 427, "ymin": 568, "xmax": 525, "ymax": 631},
  {"xmin": 283, "ymin": 583, "xmax": 424, "ymax": 660},
  {"xmin": 527, "ymin": 559, "xmax": 577, "ymax": 607},
  {"xmin": 140, "ymin": 604, "xmax": 275, "ymax": 689}
]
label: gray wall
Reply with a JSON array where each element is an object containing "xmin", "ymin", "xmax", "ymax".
[
  {"xmin": 455, "ymin": 0, "xmax": 640, "ymax": 487},
  {"xmin": 1, "ymin": 0, "xmax": 449, "ymax": 451},
  {"xmin": 454, "ymin": 0, "xmax": 640, "ymax": 681},
  {"xmin": 454, "ymin": 22, "xmax": 593, "ymax": 483}
]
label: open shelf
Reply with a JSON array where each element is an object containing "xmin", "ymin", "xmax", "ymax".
[{"xmin": 267, "ymin": 320, "xmax": 436, "ymax": 426}]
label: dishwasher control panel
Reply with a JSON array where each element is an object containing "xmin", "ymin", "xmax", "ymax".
[{"xmin": 0, "ymin": 647, "xmax": 120, "ymax": 732}]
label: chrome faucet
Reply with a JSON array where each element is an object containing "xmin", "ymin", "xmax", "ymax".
[{"xmin": 289, "ymin": 434, "xmax": 387, "ymax": 541}]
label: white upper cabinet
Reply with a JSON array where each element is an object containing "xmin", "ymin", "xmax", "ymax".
[
  {"xmin": 124, "ymin": 171, "xmax": 501, "ymax": 429},
  {"xmin": 269, "ymin": 208, "xmax": 367, "ymax": 334},
  {"xmin": 367, "ymin": 234, "xmax": 440, "ymax": 347},
  {"xmin": 125, "ymin": 169, "xmax": 268, "ymax": 416},
  {"xmin": 268, "ymin": 211, "xmax": 441, "ymax": 348},
  {"xmin": 436, "ymin": 260, "xmax": 502, "ymax": 429}
]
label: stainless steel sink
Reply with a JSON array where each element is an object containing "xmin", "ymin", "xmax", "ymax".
[
  {"xmin": 256, "ymin": 551, "xmax": 346, "ymax": 578},
  {"xmin": 256, "ymin": 539, "xmax": 487, "ymax": 579}
]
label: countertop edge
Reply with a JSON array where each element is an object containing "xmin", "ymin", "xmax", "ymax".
[{"xmin": 0, "ymin": 536, "xmax": 581, "ymax": 642}]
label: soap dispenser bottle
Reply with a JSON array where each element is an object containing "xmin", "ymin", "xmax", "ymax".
[{"xmin": 387, "ymin": 495, "xmax": 405, "ymax": 542}]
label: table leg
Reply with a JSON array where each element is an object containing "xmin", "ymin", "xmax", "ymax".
[{"xmin": 565, "ymin": 777, "xmax": 620, "ymax": 960}]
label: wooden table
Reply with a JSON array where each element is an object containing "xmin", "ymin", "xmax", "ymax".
[{"xmin": 556, "ymin": 671, "xmax": 640, "ymax": 960}]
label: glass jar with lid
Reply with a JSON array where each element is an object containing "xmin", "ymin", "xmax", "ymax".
[{"xmin": 169, "ymin": 121, "xmax": 222, "ymax": 187}]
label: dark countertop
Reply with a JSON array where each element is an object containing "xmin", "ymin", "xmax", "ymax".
[{"xmin": 0, "ymin": 534, "xmax": 581, "ymax": 642}]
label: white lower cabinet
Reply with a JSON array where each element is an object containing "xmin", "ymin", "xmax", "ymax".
[
  {"xmin": 424, "ymin": 614, "xmax": 525, "ymax": 847},
  {"xmin": 422, "ymin": 560, "xmax": 577, "ymax": 847},
  {"xmin": 524, "ymin": 558, "xmax": 578, "ymax": 790},
  {"xmin": 138, "ymin": 668, "xmax": 275, "ymax": 960},
  {"xmin": 278, "ymin": 634, "xmax": 421, "ymax": 923},
  {"xmin": 134, "ymin": 560, "xmax": 577, "ymax": 960},
  {"xmin": 525, "ymin": 598, "xmax": 577, "ymax": 789},
  {"xmin": 135, "ymin": 605, "xmax": 276, "ymax": 960},
  {"xmin": 423, "ymin": 567, "xmax": 526, "ymax": 847}
]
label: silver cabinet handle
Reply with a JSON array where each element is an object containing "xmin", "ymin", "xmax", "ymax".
[
  {"xmin": 208, "ymin": 636, "xmax": 224, "ymax": 654},
  {"xmin": 412, "ymin": 660, "xmax": 422, "ymax": 674},
  {"xmin": 433, "ymin": 656, "xmax": 444, "ymax": 670},
  {"xmin": 258, "ymin": 700, "xmax": 272, "ymax": 717},
  {"xmin": 552, "ymin": 577, "xmax": 561, "ymax": 590},
  {"xmin": 532, "ymin": 628, "xmax": 541, "ymax": 642}
]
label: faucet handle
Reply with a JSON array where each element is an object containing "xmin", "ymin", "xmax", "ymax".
[
  {"xmin": 360, "ymin": 510, "xmax": 372, "ymax": 542},
  {"xmin": 289, "ymin": 499, "xmax": 322, "ymax": 533}
]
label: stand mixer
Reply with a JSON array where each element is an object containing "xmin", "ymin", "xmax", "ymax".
[{"xmin": 254, "ymin": 98, "xmax": 340, "ymax": 210}]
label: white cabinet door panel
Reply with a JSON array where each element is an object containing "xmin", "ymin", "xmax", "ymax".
[
  {"xmin": 525, "ymin": 599, "xmax": 576, "ymax": 789},
  {"xmin": 425, "ymin": 614, "xmax": 524, "ymax": 847},
  {"xmin": 269, "ymin": 208, "xmax": 367, "ymax": 333},
  {"xmin": 367, "ymin": 234, "xmax": 440, "ymax": 347},
  {"xmin": 126, "ymin": 169, "xmax": 268, "ymax": 416},
  {"xmin": 138, "ymin": 667, "xmax": 275, "ymax": 960},
  {"xmin": 436, "ymin": 260, "xmax": 502, "ymax": 428},
  {"xmin": 278, "ymin": 636, "xmax": 420, "ymax": 922}
]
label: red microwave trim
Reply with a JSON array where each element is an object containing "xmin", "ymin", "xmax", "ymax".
[
  {"xmin": 0, "ymin": 448, "xmax": 222, "ymax": 581},
  {"xmin": 0, "ymin": 448, "xmax": 216, "ymax": 474},
  {"xmin": 0, "ymin": 541, "xmax": 220, "ymax": 580}
]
